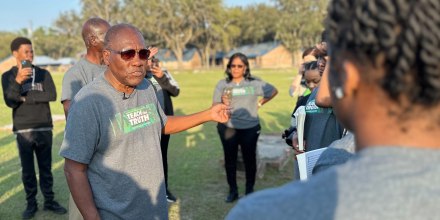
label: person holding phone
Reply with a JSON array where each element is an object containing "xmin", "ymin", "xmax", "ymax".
[
  {"xmin": 145, "ymin": 55, "xmax": 181, "ymax": 203},
  {"xmin": 1, "ymin": 37, "xmax": 66, "ymax": 219},
  {"xmin": 213, "ymin": 53, "xmax": 278, "ymax": 202}
]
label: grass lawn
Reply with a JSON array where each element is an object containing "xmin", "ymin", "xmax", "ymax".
[{"xmin": 0, "ymin": 68, "xmax": 297, "ymax": 219}]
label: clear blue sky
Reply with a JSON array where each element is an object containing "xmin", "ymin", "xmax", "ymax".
[{"xmin": 0, "ymin": 0, "xmax": 271, "ymax": 32}]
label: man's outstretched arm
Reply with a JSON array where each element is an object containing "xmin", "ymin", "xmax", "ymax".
[{"xmin": 164, "ymin": 103, "xmax": 229, "ymax": 134}]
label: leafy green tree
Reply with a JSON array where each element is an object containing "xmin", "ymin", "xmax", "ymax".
[
  {"xmin": 81, "ymin": 0, "xmax": 123, "ymax": 24},
  {"xmin": 232, "ymin": 4, "xmax": 279, "ymax": 46},
  {"xmin": 0, "ymin": 32, "xmax": 18, "ymax": 59},
  {"xmin": 53, "ymin": 10, "xmax": 84, "ymax": 57},
  {"xmin": 123, "ymin": 0, "xmax": 221, "ymax": 68},
  {"xmin": 274, "ymin": 0, "xmax": 329, "ymax": 63}
]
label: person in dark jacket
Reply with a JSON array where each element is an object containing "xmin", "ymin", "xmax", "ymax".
[
  {"xmin": 145, "ymin": 57, "xmax": 180, "ymax": 202},
  {"xmin": 1, "ymin": 37, "xmax": 67, "ymax": 219}
]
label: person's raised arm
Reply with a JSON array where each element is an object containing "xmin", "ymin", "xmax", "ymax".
[
  {"xmin": 26, "ymin": 70, "xmax": 57, "ymax": 103},
  {"xmin": 315, "ymin": 59, "xmax": 332, "ymax": 108},
  {"xmin": 164, "ymin": 103, "xmax": 229, "ymax": 134},
  {"xmin": 64, "ymin": 159, "xmax": 100, "ymax": 220},
  {"xmin": 2, "ymin": 72, "xmax": 25, "ymax": 109}
]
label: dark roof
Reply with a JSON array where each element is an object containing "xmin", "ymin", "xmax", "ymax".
[
  {"xmin": 226, "ymin": 42, "xmax": 282, "ymax": 58},
  {"xmin": 154, "ymin": 48, "xmax": 199, "ymax": 62}
]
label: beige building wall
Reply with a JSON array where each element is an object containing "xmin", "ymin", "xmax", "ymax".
[
  {"xmin": 259, "ymin": 45, "xmax": 293, "ymax": 68},
  {"xmin": 161, "ymin": 52, "xmax": 202, "ymax": 70}
]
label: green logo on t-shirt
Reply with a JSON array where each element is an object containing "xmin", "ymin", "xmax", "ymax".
[
  {"xmin": 114, "ymin": 104, "xmax": 160, "ymax": 134},
  {"xmin": 305, "ymin": 99, "xmax": 333, "ymax": 114},
  {"xmin": 232, "ymin": 87, "xmax": 255, "ymax": 96}
]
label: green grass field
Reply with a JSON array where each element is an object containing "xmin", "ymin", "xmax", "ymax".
[{"xmin": 0, "ymin": 68, "xmax": 298, "ymax": 219}]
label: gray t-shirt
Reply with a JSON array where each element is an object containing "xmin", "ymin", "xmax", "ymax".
[
  {"xmin": 304, "ymin": 89, "xmax": 343, "ymax": 151},
  {"xmin": 227, "ymin": 146, "xmax": 440, "ymax": 220},
  {"xmin": 213, "ymin": 78, "xmax": 275, "ymax": 129},
  {"xmin": 61, "ymin": 57, "xmax": 106, "ymax": 102},
  {"xmin": 59, "ymin": 75, "xmax": 168, "ymax": 219}
]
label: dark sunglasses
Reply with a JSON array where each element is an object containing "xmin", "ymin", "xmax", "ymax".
[
  {"xmin": 107, "ymin": 48, "xmax": 151, "ymax": 61},
  {"xmin": 230, "ymin": 64, "xmax": 244, "ymax": 69}
]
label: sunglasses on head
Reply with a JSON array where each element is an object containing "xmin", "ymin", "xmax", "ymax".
[
  {"xmin": 230, "ymin": 64, "xmax": 244, "ymax": 69},
  {"xmin": 107, "ymin": 48, "xmax": 151, "ymax": 61}
]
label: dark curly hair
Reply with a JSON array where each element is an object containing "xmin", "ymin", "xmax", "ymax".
[
  {"xmin": 225, "ymin": 53, "xmax": 254, "ymax": 82},
  {"xmin": 10, "ymin": 37, "xmax": 32, "ymax": 52},
  {"xmin": 326, "ymin": 0, "xmax": 440, "ymax": 106}
]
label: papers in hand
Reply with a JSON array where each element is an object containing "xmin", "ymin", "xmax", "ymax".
[
  {"xmin": 296, "ymin": 147, "xmax": 327, "ymax": 181},
  {"xmin": 293, "ymin": 106, "xmax": 306, "ymax": 151}
]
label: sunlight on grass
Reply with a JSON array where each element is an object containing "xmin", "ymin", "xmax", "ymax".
[
  {"xmin": 0, "ymin": 180, "xmax": 23, "ymax": 204},
  {"xmin": 0, "ymin": 170, "xmax": 20, "ymax": 185},
  {"xmin": 0, "ymin": 156, "xmax": 64, "ymax": 205},
  {"xmin": 168, "ymin": 201, "xmax": 181, "ymax": 220}
]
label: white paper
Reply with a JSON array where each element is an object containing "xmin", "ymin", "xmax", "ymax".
[
  {"xmin": 293, "ymin": 106, "xmax": 306, "ymax": 151},
  {"xmin": 296, "ymin": 147, "xmax": 327, "ymax": 181}
]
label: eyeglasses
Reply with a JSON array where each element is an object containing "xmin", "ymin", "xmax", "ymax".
[
  {"xmin": 230, "ymin": 64, "xmax": 244, "ymax": 69},
  {"xmin": 107, "ymin": 48, "xmax": 151, "ymax": 61}
]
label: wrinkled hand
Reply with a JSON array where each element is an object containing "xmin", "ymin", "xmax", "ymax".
[
  {"xmin": 210, "ymin": 103, "xmax": 230, "ymax": 123},
  {"xmin": 291, "ymin": 132, "xmax": 305, "ymax": 156},
  {"xmin": 15, "ymin": 66, "xmax": 32, "ymax": 84}
]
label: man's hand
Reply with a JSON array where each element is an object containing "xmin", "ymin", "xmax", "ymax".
[
  {"xmin": 210, "ymin": 103, "xmax": 230, "ymax": 123},
  {"xmin": 15, "ymin": 65, "xmax": 32, "ymax": 84}
]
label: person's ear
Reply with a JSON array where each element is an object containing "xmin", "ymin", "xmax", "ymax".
[
  {"xmin": 103, "ymin": 49, "xmax": 110, "ymax": 66},
  {"xmin": 341, "ymin": 60, "xmax": 361, "ymax": 98},
  {"xmin": 12, "ymin": 50, "xmax": 18, "ymax": 59}
]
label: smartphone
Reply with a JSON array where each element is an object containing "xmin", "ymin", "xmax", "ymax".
[
  {"xmin": 151, "ymin": 57, "xmax": 160, "ymax": 67},
  {"xmin": 21, "ymin": 60, "xmax": 32, "ymax": 68}
]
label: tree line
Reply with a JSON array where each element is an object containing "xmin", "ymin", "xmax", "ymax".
[{"xmin": 0, "ymin": 0, "xmax": 328, "ymax": 67}]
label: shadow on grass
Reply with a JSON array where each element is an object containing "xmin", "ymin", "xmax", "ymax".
[
  {"xmin": 0, "ymin": 130, "xmax": 69, "ymax": 220},
  {"xmin": 167, "ymin": 108, "xmax": 294, "ymax": 219},
  {"xmin": 0, "ymin": 133, "xmax": 15, "ymax": 147}
]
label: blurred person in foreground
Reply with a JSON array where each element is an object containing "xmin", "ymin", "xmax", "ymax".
[
  {"xmin": 60, "ymin": 17, "xmax": 111, "ymax": 220},
  {"xmin": 1, "ymin": 37, "xmax": 66, "ymax": 219},
  {"xmin": 59, "ymin": 24, "xmax": 229, "ymax": 219},
  {"xmin": 227, "ymin": 0, "xmax": 440, "ymax": 219},
  {"xmin": 213, "ymin": 53, "xmax": 278, "ymax": 202}
]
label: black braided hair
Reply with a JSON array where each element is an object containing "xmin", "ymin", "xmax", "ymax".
[{"xmin": 326, "ymin": 0, "xmax": 440, "ymax": 106}]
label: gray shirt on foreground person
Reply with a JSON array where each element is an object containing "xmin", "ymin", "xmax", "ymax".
[
  {"xmin": 226, "ymin": 147, "xmax": 440, "ymax": 220},
  {"xmin": 60, "ymin": 75, "xmax": 168, "ymax": 219}
]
